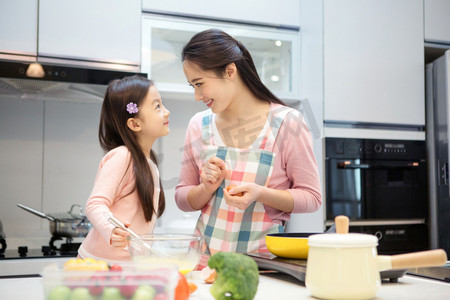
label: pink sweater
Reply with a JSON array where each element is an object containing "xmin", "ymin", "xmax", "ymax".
[
  {"xmin": 79, "ymin": 146, "xmax": 159, "ymax": 263},
  {"xmin": 175, "ymin": 104, "xmax": 322, "ymax": 224}
]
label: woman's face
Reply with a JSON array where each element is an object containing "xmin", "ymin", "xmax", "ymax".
[{"xmin": 182, "ymin": 61, "xmax": 235, "ymax": 113}]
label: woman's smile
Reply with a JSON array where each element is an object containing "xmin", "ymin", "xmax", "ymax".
[{"xmin": 205, "ymin": 99, "xmax": 214, "ymax": 107}]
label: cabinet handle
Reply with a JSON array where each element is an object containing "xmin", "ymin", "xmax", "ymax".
[{"xmin": 337, "ymin": 161, "xmax": 420, "ymax": 169}]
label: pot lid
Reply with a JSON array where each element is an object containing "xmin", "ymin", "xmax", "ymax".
[
  {"xmin": 48, "ymin": 213, "xmax": 85, "ymax": 221},
  {"xmin": 308, "ymin": 233, "xmax": 378, "ymax": 248}
]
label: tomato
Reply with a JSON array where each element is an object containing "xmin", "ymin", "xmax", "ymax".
[
  {"xmin": 119, "ymin": 277, "xmax": 138, "ymax": 298},
  {"xmin": 88, "ymin": 271, "xmax": 106, "ymax": 296},
  {"xmin": 175, "ymin": 272, "xmax": 189, "ymax": 300},
  {"xmin": 109, "ymin": 264, "xmax": 123, "ymax": 272},
  {"xmin": 226, "ymin": 185, "xmax": 244, "ymax": 196}
]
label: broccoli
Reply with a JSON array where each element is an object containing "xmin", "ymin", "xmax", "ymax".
[{"xmin": 208, "ymin": 252, "xmax": 259, "ymax": 300}]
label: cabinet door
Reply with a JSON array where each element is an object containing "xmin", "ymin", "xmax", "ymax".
[
  {"xmin": 38, "ymin": 0, "xmax": 141, "ymax": 66},
  {"xmin": 142, "ymin": 0, "xmax": 300, "ymax": 28},
  {"xmin": 323, "ymin": 0, "xmax": 424, "ymax": 126},
  {"xmin": 425, "ymin": 0, "xmax": 450, "ymax": 44},
  {"xmin": 0, "ymin": 0, "xmax": 37, "ymax": 56},
  {"xmin": 142, "ymin": 16, "xmax": 300, "ymax": 100}
]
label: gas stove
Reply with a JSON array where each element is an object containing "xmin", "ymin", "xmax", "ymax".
[
  {"xmin": 0, "ymin": 237, "xmax": 80, "ymax": 260},
  {"xmin": 0, "ymin": 237, "xmax": 79, "ymax": 277}
]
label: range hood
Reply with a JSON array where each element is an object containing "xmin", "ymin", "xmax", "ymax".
[{"xmin": 0, "ymin": 60, "xmax": 147, "ymax": 102}]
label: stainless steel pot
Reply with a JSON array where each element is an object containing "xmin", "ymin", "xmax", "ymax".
[{"xmin": 17, "ymin": 203, "xmax": 92, "ymax": 238}]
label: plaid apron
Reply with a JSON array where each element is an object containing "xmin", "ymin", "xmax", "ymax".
[{"xmin": 194, "ymin": 105, "xmax": 294, "ymax": 268}]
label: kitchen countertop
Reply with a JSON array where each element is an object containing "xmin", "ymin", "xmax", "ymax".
[{"xmin": 1, "ymin": 271, "xmax": 449, "ymax": 300}]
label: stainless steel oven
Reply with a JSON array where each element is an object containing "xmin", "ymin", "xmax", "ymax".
[{"xmin": 325, "ymin": 138, "xmax": 429, "ymax": 254}]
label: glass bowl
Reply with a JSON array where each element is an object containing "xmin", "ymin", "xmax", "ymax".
[{"xmin": 128, "ymin": 234, "xmax": 204, "ymax": 275}]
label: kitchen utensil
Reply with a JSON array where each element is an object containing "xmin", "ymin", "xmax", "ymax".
[
  {"xmin": 103, "ymin": 212, "xmax": 152, "ymax": 251},
  {"xmin": 17, "ymin": 203, "xmax": 92, "ymax": 238},
  {"xmin": 265, "ymin": 224, "xmax": 337, "ymax": 259},
  {"xmin": 265, "ymin": 233, "xmax": 313, "ymax": 259},
  {"xmin": 305, "ymin": 215, "xmax": 448, "ymax": 300},
  {"xmin": 128, "ymin": 234, "xmax": 204, "ymax": 275}
]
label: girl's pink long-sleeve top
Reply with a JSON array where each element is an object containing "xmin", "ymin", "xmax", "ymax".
[
  {"xmin": 79, "ymin": 146, "xmax": 159, "ymax": 263},
  {"xmin": 175, "ymin": 105, "xmax": 322, "ymax": 225}
]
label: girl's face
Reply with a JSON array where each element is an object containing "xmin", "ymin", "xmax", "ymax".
[
  {"xmin": 135, "ymin": 85, "xmax": 170, "ymax": 141},
  {"xmin": 182, "ymin": 61, "xmax": 236, "ymax": 113}
]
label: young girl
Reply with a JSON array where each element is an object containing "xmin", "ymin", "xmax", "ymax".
[
  {"xmin": 175, "ymin": 29, "xmax": 322, "ymax": 268},
  {"xmin": 78, "ymin": 75, "xmax": 170, "ymax": 262}
]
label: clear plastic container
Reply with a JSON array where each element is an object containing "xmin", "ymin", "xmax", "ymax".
[{"xmin": 41, "ymin": 261, "xmax": 179, "ymax": 300}]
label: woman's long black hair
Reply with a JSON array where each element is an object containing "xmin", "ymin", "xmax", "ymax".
[
  {"xmin": 182, "ymin": 29, "xmax": 285, "ymax": 105},
  {"xmin": 98, "ymin": 75, "xmax": 165, "ymax": 222}
]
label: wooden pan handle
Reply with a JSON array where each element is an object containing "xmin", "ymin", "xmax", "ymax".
[
  {"xmin": 391, "ymin": 249, "xmax": 448, "ymax": 269},
  {"xmin": 335, "ymin": 215, "xmax": 349, "ymax": 234}
]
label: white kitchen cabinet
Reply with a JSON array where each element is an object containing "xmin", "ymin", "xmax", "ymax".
[
  {"xmin": 142, "ymin": 0, "xmax": 300, "ymax": 28},
  {"xmin": 323, "ymin": 0, "xmax": 425, "ymax": 126},
  {"xmin": 141, "ymin": 15, "xmax": 301, "ymax": 100},
  {"xmin": 0, "ymin": 0, "xmax": 37, "ymax": 57},
  {"xmin": 38, "ymin": 0, "xmax": 141, "ymax": 67},
  {"xmin": 424, "ymin": 0, "xmax": 450, "ymax": 44}
]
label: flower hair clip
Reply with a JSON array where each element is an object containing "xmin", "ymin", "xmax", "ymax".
[{"xmin": 126, "ymin": 102, "xmax": 138, "ymax": 114}]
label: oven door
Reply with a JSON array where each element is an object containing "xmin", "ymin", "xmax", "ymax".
[{"xmin": 325, "ymin": 158, "xmax": 428, "ymax": 220}]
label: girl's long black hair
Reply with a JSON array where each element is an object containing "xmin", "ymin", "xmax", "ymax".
[
  {"xmin": 98, "ymin": 75, "xmax": 165, "ymax": 222},
  {"xmin": 182, "ymin": 29, "xmax": 285, "ymax": 105}
]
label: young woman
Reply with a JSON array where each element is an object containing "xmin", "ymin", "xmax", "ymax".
[
  {"xmin": 175, "ymin": 29, "xmax": 322, "ymax": 268},
  {"xmin": 78, "ymin": 75, "xmax": 170, "ymax": 263}
]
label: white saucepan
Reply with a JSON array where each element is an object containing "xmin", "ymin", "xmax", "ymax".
[{"xmin": 305, "ymin": 216, "xmax": 447, "ymax": 300}]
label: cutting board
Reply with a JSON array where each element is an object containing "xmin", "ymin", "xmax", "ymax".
[{"xmin": 246, "ymin": 252, "xmax": 307, "ymax": 282}]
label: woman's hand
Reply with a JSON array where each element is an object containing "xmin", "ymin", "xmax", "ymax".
[
  {"xmin": 200, "ymin": 156, "xmax": 226, "ymax": 194},
  {"xmin": 223, "ymin": 183, "xmax": 264, "ymax": 210},
  {"xmin": 110, "ymin": 223, "xmax": 130, "ymax": 248}
]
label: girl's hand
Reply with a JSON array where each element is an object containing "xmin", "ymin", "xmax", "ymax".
[
  {"xmin": 110, "ymin": 223, "xmax": 130, "ymax": 248},
  {"xmin": 200, "ymin": 156, "xmax": 226, "ymax": 194},
  {"xmin": 223, "ymin": 183, "xmax": 263, "ymax": 210}
]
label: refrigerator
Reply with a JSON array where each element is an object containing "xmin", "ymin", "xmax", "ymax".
[{"xmin": 426, "ymin": 49, "xmax": 450, "ymax": 256}]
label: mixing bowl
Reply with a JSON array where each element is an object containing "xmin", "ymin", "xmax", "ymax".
[
  {"xmin": 128, "ymin": 234, "xmax": 204, "ymax": 274},
  {"xmin": 266, "ymin": 233, "xmax": 314, "ymax": 259}
]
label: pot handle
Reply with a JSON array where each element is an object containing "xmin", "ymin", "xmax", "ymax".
[
  {"xmin": 390, "ymin": 249, "xmax": 448, "ymax": 269},
  {"xmin": 377, "ymin": 249, "xmax": 448, "ymax": 272},
  {"xmin": 17, "ymin": 204, "xmax": 56, "ymax": 222},
  {"xmin": 335, "ymin": 215, "xmax": 349, "ymax": 234},
  {"xmin": 68, "ymin": 204, "xmax": 84, "ymax": 218}
]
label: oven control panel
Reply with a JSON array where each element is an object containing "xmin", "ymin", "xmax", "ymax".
[{"xmin": 325, "ymin": 138, "xmax": 426, "ymax": 160}]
